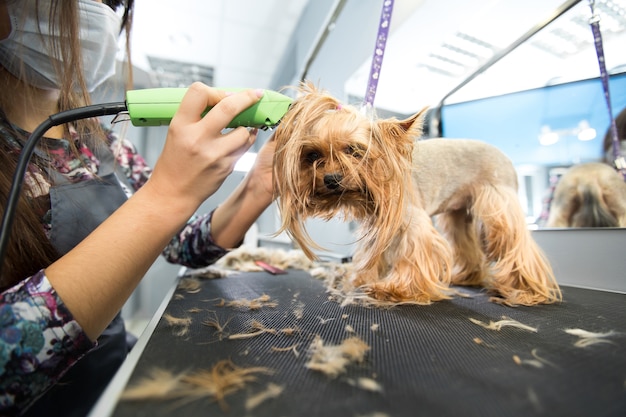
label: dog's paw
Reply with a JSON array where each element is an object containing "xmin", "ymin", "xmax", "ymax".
[
  {"xmin": 488, "ymin": 286, "xmax": 562, "ymax": 306},
  {"xmin": 362, "ymin": 282, "xmax": 449, "ymax": 305}
]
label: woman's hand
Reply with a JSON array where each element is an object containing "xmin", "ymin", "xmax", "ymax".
[{"xmin": 146, "ymin": 82, "xmax": 264, "ymax": 214}]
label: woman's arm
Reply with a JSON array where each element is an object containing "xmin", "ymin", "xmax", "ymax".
[{"xmin": 45, "ymin": 84, "xmax": 264, "ymax": 340}]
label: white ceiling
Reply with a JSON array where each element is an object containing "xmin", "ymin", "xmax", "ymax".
[
  {"xmin": 126, "ymin": 0, "xmax": 626, "ymax": 114},
  {"xmin": 128, "ymin": 0, "xmax": 309, "ymax": 88},
  {"xmin": 345, "ymin": 0, "xmax": 626, "ymax": 112}
]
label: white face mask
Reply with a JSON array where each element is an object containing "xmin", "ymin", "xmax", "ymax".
[{"xmin": 0, "ymin": 0, "xmax": 121, "ymax": 92}]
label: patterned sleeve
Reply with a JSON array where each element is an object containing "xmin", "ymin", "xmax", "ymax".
[
  {"xmin": 107, "ymin": 130, "xmax": 152, "ymax": 192},
  {"xmin": 0, "ymin": 271, "xmax": 94, "ymax": 414},
  {"xmin": 162, "ymin": 211, "xmax": 234, "ymax": 269}
]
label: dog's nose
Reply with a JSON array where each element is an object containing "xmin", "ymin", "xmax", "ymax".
[{"xmin": 324, "ymin": 173, "xmax": 343, "ymax": 190}]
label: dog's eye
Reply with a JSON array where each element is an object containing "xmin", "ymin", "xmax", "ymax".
[
  {"xmin": 346, "ymin": 144, "xmax": 365, "ymax": 158},
  {"xmin": 304, "ymin": 151, "xmax": 322, "ymax": 164}
]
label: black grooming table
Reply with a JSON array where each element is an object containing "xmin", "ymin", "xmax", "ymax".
[{"xmin": 98, "ymin": 270, "xmax": 626, "ymax": 417}]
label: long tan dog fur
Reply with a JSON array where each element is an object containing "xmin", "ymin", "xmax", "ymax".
[
  {"xmin": 272, "ymin": 82, "xmax": 561, "ymax": 306},
  {"xmin": 547, "ymin": 162, "xmax": 626, "ymax": 228}
]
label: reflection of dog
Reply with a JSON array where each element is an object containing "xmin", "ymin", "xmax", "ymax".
[
  {"xmin": 547, "ymin": 162, "xmax": 626, "ymax": 228},
  {"xmin": 273, "ymin": 82, "xmax": 561, "ymax": 306}
]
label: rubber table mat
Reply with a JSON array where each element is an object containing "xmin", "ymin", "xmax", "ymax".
[{"xmin": 111, "ymin": 270, "xmax": 626, "ymax": 417}]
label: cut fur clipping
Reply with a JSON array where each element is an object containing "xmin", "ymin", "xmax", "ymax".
[
  {"xmin": 177, "ymin": 277, "xmax": 201, "ymax": 293},
  {"xmin": 245, "ymin": 383, "xmax": 285, "ymax": 411},
  {"xmin": 469, "ymin": 317, "xmax": 538, "ymax": 333},
  {"xmin": 201, "ymin": 311, "xmax": 232, "ymax": 340},
  {"xmin": 182, "ymin": 244, "xmax": 456, "ymax": 308},
  {"xmin": 272, "ymin": 81, "xmax": 561, "ymax": 306},
  {"xmin": 224, "ymin": 294, "xmax": 278, "ymax": 310},
  {"xmin": 228, "ymin": 320, "xmax": 278, "ymax": 340},
  {"xmin": 512, "ymin": 349, "xmax": 558, "ymax": 369},
  {"xmin": 162, "ymin": 313, "xmax": 192, "ymax": 337},
  {"xmin": 182, "ymin": 265, "xmax": 235, "ymax": 280},
  {"xmin": 192, "ymin": 245, "xmax": 377, "ymax": 307},
  {"xmin": 270, "ymin": 343, "xmax": 301, "ymax": 358},
  {"xmin": 346, "ymin": 377, "xmax": 384, "ymax": 393},
  {"xmin": 120, "ymin": 360, "xmax": 273, "ymax": 411},
  {"xmin": 216, "ymin": 246, "xmax": 315, "ymax": 272},
  {"xmin": 120, "ymin": 368, "xmax": 186, "ymax": 400},
  {"xmin": 564, "ymin": 328, "xmax": 619, "ymax": 347},
  {"xmin": 305, "ymin": 335, "xmax": 370, "ymax": 378}
]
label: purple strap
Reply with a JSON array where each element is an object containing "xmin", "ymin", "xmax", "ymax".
[
  {"xmin": 588, "ymin": 0, "xmax": 626, "ymax": 179},
  {"xmin": 364, "ymin": 0, "xmax": 394, "ymax": 107}
]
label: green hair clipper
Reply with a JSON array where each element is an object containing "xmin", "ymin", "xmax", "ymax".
[{"xmin": 125, "ymin": 87, "xmax": 292, "ymax": 129}]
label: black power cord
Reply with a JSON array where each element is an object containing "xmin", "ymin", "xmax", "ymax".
[{"xmin": 0, "ymin": 102, "xmax": 128, "ymax": 278}]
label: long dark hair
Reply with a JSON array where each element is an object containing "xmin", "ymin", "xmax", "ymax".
[{"xmin": 0, "ymin": 0, "xmax": 134, "ymax": 289}]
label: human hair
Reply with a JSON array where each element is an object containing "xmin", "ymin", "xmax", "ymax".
[
  {"xmin": 602, "ymin": 106, "xmax": 626, "ymax": 165},
  {"xmin": 0, "ymin": 0, "xmax": 134, "ymax": 289},
  {"xmin": 0, "ymin": 139, "xmax": 61, "ymax": 288}
]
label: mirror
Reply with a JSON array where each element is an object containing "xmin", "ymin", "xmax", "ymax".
[
  {"xmin": 437, "ymin": 0, "xmax": 626, "ymax": 227},
  {"xmin": 441, "ymin": 72, "xmax": 626, "ymax": 226},
  {"xmin": 342, "ymin": 0, "xmax": 626, "ymax": 229}
]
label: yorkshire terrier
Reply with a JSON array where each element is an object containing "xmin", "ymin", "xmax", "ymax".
[
  {"xmin": 272, "ymin": 82, "xmax": 562, "ymax": 306},
  {"xmin": 547, "ymin": 162, "xmax": 626, "ymax": 228}
]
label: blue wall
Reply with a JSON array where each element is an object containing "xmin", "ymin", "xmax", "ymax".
[{"xmin": 441, "ymin": 73, "xmax": 626, "ymax": 166}]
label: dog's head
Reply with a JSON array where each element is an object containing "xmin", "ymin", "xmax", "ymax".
[{"xmin": 272, "ymin": 81, "xmax": 427, "ymax": 259}]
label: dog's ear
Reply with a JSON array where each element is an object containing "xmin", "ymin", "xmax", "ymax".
[
  {"xmin": 399, "ymin": 106, "xmax": 429, "ymax": 136},
  {"xmin": 377, "ymin": 106, "xmax": 429, "ymax": 140}
]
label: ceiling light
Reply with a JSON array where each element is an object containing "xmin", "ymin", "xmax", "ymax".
[
  {"xmin": 577, "ymin": 120, "xmax": 597, "ymax": 141},
  {"xmin": 419, "ymin": 32, "xmax": 495, "ymax": 78},
  {"xmin": 530, "ymin": 0, "xmax": 626, "ymax": 58},
  {"xmin": 448, "ymin": 32, "xmax": 495, "ymax": 59},
  {"xmin": 440, "ymin": 45, "xmax": 481, "ymax": 67},
  {"xmin": 539, "ymin": 126, "xmax": 559, "ymax": 146},
  {"xmin": 539, "ymin": 120, "xmax": 597, "ymax": 145}
]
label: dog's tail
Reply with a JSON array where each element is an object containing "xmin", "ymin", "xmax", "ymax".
[{"xmin": 571, "ymin": 186, "xmax": 619, "ymax": 228}]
